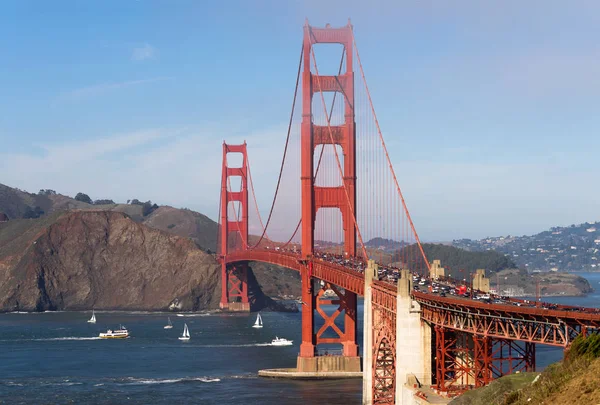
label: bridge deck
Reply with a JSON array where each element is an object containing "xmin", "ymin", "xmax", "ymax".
[{"xmin": 224, "ymin": 248, "xmax": 600, "ymax": 347}]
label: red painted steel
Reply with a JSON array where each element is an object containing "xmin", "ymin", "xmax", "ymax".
[
  {"xmin": 301, "ymin": 21, "xmax": 356, "ymax": 260},
  {"xmin": 219, "ymin": 142, "xmax": 249, "ymax": 310},
  {"xmin": 414, "ymin": 290, "xmax": 600, "ymax": 347},
  {"xmin": 434, "ymin": 327, "xmax": 536, "ymax": 394},
  {"xmin": 371, "ymin": 282, "xmax": 397, "ymax": 404}
]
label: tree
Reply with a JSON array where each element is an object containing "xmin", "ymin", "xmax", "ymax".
[
  {"xmin": 74, "ymin": 192, "xmax": 92, "ymax": 204},
  {"xmin": 130, "ymin": 199, "xmax": 143, "ymax": 205},
  {"xmin": 94, "ymin": 199, "xmax": 115, "ymax": 205},
  {"xmin": 22, "ymin": 206, "xmax": 44, "ymax": 219},
  {"xmin": 142, "ymin": 201, "xmax": 159, "ymax": 216},
  {"xmin": 38, "ymin": 189, "xmax": 56, "ymax": 195}
]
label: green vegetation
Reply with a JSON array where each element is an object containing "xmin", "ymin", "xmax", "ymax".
[
  {"xmin": 93, "ymin": 199, "xmax": 115, "ymax": 205},
  {"xmin": 449, "ymin": 372, "xmax": 539, "ymax": 405},
  {"xmin": 74, "ymin": 192, "xmax": 92, "ymax": 204},
  {"xmin": 22, "ymin": 205, "xmax": 44, "ymax": 219},
  {"xmin": 394, "ymin": 243, "xmax": 517, "ymax": 273}
]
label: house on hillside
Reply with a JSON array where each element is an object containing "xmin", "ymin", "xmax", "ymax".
[{"xmin": 0, "ymin": 212, "xmax": 8, "ymax": 222}]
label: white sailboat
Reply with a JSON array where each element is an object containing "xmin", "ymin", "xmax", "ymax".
[
  {"xmin": 164, "ymin": 317, "xmax": 173, "ymax": 329},
  {"xmin": 87, "ymin": 310, "xmax": 96, "ymax": 324},
  {"xmin": 252, "ymin": 313, "xmax": 263, "ymax": 328},
  {"xmin": 178, "ymin": 323, "xmax": 190, "ymax": 341}
]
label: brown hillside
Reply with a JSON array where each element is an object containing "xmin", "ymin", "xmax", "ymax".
[
  {"xmin": 0, "ymin": 183, "xmax": 53, "ymax": 219},
  {"xmin": 0, "ymin": 211, "xmax": 221, "ymax": 312},
  {"xmin": 142, "ymin": 206, "xmax": 218, "ymax": 251}
]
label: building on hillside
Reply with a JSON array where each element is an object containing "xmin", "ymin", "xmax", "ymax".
[{"xmin": 0, "ymin": 212, "xmax": 8, "ymax": 222}]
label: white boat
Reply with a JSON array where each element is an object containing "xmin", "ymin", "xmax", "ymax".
[
  {"xmin": 99, "ymin": 325, "xmax": 129, "ymax": 339},
  {"xmin": 164, "ymin": 317, "xmax": 173, "ymax": 329},
  {"xmin": 271, "ymin": 336, "xmax": 293, "ymax": 346},
  {"xmin": 179, "ymin": 323, "xmax": 190, "ymax": 341},
  {"xmin": 252, "ymin": 313, "xmax": 263, "ymax": 328},
  {"xmin": 87, "ymin": 310, "xmax": 96, "ymax": 324}
]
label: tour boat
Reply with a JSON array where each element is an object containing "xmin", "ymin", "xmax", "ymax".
[
  {"xmin": 271, "ymin": 336, "xmax": 293, "ymax": 346},
  {"xmin": 252, "ymin": 313, "xmax": 263, "ymax": 328},
  {"xmin": 164, "ymin": 317, "xmax": 173, "ymax": 329},
  {"xmin": 179, "ymin": 323, "xmax": 190, "ymax": 341},
  {"xmin": 87, "ymin": 310, "xmax": 96, "ymax": 324},
  {"xmin": 99, "ymin": 325, "xmax": 129, "ymax": 339}
]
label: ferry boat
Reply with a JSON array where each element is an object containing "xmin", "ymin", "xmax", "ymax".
[
  {"xmin": 271, "ymin": 336, "xmax": 293, "ymax": 346},
  {"xmin": 99, "ymin": 325, "xmax": 129, "ymax": 339}
]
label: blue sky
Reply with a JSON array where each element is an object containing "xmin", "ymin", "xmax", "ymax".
[{"xmin": 0, "ymin": 0, "xmax": 599, "ymax": 241}]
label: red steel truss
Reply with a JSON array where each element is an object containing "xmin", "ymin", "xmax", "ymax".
[
  {"xmin": 219, "ymin": 142, "xmax": 250, "ymax": 311},
  {"xmin": 434, "ymin": 326, "xmax": 535, "ymax": 394},
  {"xmin": 372, "ymin": 282, "xmax": 397, "ymax": 405},
  {"xmin": 415, "ymin": 291, "xmax": 600, "ymax": 347}
]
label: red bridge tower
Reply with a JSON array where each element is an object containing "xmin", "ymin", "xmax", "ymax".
[
  {"xmin": 298, "ymin": 20, "xmax": 360, "ymax": 372},
  {"xmin": 219, "ymin": 142, "xmax": 250, "ymax": 312}
]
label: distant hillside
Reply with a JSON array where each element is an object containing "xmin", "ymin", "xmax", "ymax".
[
  {"xmin": 365, "ymin": 237, "xmax": 408, "ymax": 252},
  {"xmin": 393, "ymin": 243, "xmax": 518, "ymax": 274},
  {"xmin": 453, "ymin": 221, "xmax": 600, "ymax": 272},
  {"xmin": 0, "ymin": 183, "xmax": 219, "ymax": 252}
]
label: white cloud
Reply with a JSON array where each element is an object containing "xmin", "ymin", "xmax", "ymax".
[
  {"xmin": 0, "ymin": 125, "xmax": 290, "ymax": 228},
  {"xmin": 58, "ymin": 77, "xmax": 173, "ymax": 102},
  {"xmin": 131, "ymin": 43, "xmax": 157, "ymax": 61}
]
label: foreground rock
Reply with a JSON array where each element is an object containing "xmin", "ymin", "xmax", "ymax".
[{"xmin": 0, "ymin": 211, "xmax": 221, "ymax": 312}]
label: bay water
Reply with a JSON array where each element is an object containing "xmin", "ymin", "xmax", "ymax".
[{"xmin": 2, "ymin": 273, "xmax": 599, "ymax": 403}]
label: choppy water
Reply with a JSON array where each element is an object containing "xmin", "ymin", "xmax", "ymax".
[
  {"xmin": 0, "ymin": 308, "xmax": 363, "ymax": 404},
  {"xmin": 1, "ymin": 274, "xmax": 598, "ymax": 404}
]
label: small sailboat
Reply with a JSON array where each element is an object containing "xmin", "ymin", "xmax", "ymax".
[
  {"xmin": 87, "ymin": 310, "xmax": 96, "ymax": 324},
  {"xmin": 178, "ymin": 323, "xmax": 190, "ymax": 341},
  {"xmin": 164, "ymin": 317, "xmax": 173, "ymax": 329},
  {"xmin": 252, "ymin": 313, "xmax": 263, "ymax": 328}
]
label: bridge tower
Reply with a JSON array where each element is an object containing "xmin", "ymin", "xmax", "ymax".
[
  {"xmin": 219, "ymin": 142, "xmax": 250, "ymax": 312},
  {"xmin": 298, "ymin": 20, "xmax": 360, "ymax": 372}
]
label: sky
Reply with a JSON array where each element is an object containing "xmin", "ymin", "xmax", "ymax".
[{"xmin": 0, "ymin": 0, "xmax": 599, "ymax": 242}]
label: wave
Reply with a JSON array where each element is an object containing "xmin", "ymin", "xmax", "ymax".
[
  {"xmin": 124, "ymin": 376, "xmax": 220, "ymax": 385},
  {"xmin": 3, "ymin": 381, "xmax": 24, "ymax": 386},
  {"xmin": 175, "ymin": 313, "xmax": 213, "ymax": 317}
]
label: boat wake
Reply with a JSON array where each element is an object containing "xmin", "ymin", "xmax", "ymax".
[
  {"xmin": 193, "ymin": 343, "xmax": 274, "ymax": 347},
  {"xmin": 124, "ymin": 377, "xmax": 221, "ymax": 385},
  {"xmin": 32, "ymin": 337, "xmax": 102, "ymax": 341},
  {"xmin": 175, "ymin": 313, "xmax": 212, "ymax": 317}
]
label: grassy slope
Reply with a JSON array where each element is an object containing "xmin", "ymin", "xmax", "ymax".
[
  {"xmin": 450, "ymin": 335, "xmax": 600, "ymax": 405},
  {"xmin": 449, "ymin": 373, "xmax": 539, "ymax": 405}
]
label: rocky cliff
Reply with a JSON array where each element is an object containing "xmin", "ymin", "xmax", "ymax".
[{"xmin": 0, "ymin": 211, "xmax": 222, "ymax": 312}]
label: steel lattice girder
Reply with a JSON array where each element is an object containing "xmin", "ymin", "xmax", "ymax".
[{"xmin": 416, "ymin": 293, "xmax": 600, "ymax": 347}]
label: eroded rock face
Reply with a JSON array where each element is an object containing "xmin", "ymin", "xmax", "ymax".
[{"xmin": 0, "ymin": 211, "xmax": 221, "ymax": 312}]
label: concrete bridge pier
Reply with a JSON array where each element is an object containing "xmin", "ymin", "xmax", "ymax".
[{"xmin": 395, "ymin": 269, "xmax": 432, "ymax": 404}]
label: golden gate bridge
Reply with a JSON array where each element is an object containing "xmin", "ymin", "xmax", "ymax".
[{"xmin": 216, "ymin": 20, "xmax": 600, "ymax": 405}]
